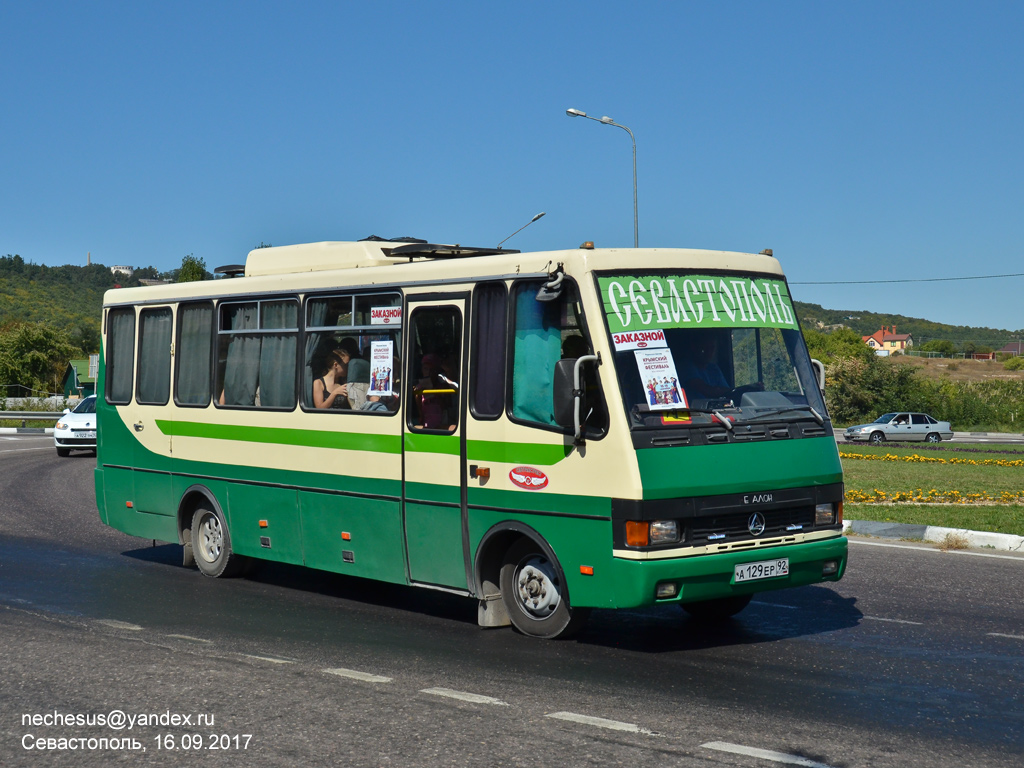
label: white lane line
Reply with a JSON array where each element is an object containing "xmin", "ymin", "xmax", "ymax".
[
  {"xmin": 987, "ymin": 632, "xmax": 1024, "ymax": 641},
  {"xmin": 324, "ymin": 667, "xmax": 392, "ymax": 684},
  {"xmin": 850, "ymin": 539, "xmax": 1024, "ymax": 561},
  {"xmin": 165, "ymin": 634, "xmax": 212, "ymax": 644},
  {"xmin": 420, "ymin": 688, "xmax": 508, "ymax": 706},
  {"xmin": 241, "ymin": 654, "xmax": 296, "ymax": 664},
  {"xmin": 95, "ymin": 619, "xmax": 143, "ymax": 631},
  {"xmin": 546, "ymin": 711, "xmax": 652, "ymax": 735},
  {"xmin": 0, "ymin": 446, "xmax": 58, "ymax": 453},
  {"xmin": 862, "ymin": 615, "xmax": 924, "ymax": 626},
  {"xmin": 702, "ymin": 741, "xmax": 834, "ymax": 767}
]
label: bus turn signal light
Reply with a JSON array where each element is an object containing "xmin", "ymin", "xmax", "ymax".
[
  {"xmin": 580, "ymin": 565, "xmax": 594, "ymax": 575},
  {"xmin": 625, "ymin": 521, "xmax": 649, "ymax": 547}
]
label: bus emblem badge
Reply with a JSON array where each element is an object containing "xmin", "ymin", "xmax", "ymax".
[
  {"xmin": 509, "ymin": 466, "xmax": 548, "ymax": 491},
  {"xmin": 747, "ymin": 512, "xmax": 766, "ymax": 536}
]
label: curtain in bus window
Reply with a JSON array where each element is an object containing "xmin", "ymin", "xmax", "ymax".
[
  {"xmin": 303, "ymin": 300, "xmax": 329, "ymax": 409},
  {"xmin": 107, "ymin": 309, "xmax": 135, "ymax": 403},
  {"xmin": 222, "ymin": 304, "xmax": 260, "ymax": 406},
  {"xmin": 471, "ymin": 283, "xmax": 506, "ymax": 418},
  {"xmin": 178, "ymin": 303, "xmax": 212, "ymax": 405},
  {"xmin": 137, "ymin": 309, "xmax": 172, "ymax": 404},
  {"xmin": 511, "ymin": 286, "xmax": 560, "ymax": 426},
  {"xmin": 258, "ymin": 301, "xmax": 297, "ymax": 408}
]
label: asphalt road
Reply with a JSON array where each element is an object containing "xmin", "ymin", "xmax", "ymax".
[{"xmin": 1, "ymin": 435, "xmax": 1022, "ymax": 767}]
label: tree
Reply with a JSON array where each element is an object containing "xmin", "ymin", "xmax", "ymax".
[
  {"xmin": 178, "ymin": 253, "xmax": 208, "ymax": 283},
  {"xmin": 920, "ymin": 339, "xmax": 956, "ymax": 356},
  {"xmin": 803, "ymin": 327, "xmax": 874, "ymax": 364},
  {"xmin": 0, "ymin": 322, "xmax": 82, "ymax": 396}
]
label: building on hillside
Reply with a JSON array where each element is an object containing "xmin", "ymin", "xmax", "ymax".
[
  {"xmin": 61, "ymin": 355, "xmax": 99, "ymax": 398},
  {"xmin": 862, "ymin": 325, "xmax": 913, "ymax": 355},
  {"xmin": 110, "ymin": 265, "xmax": 134, "ymax": 277},
  {"xmin": 997, "ymin": 341, "xmax": 1024, "ymax": 357}
]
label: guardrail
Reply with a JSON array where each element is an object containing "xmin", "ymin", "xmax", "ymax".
[{"xmin": 0, "ymin": 411, "xmax": 63, "ymax": 427}]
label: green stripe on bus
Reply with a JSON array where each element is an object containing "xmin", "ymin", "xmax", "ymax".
[
  {"xmin": 403, "ymin": 432, "xmax": 460, "ymax": 455},
  {"xmin": 466, "ymin": 439, "xmax": 571, "ymax": 466},
  {"xmin": 155, "ymin": 420, "xmax": 401, "ymax": 453}
]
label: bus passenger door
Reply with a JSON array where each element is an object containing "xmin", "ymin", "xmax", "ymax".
[{"xmin": 402, "ymin": 296, "xmax": 470, "ymax": 590}]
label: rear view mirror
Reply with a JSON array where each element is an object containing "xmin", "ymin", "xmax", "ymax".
[{"xmin": 553, "ymin": 359, "xmax": 577, "ymax": 429}]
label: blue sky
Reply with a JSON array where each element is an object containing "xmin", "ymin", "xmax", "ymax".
[{"xmin": 3, "ymin": 2, "xmax": 1023, "ymax": 334}]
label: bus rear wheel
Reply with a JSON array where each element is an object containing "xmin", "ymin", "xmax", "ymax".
[
  {"xmin": 681, "ymin": 594, "xmax": 752, "ymax": 621},
  {"xmin": 499, "ymin": 539, "xmax": 589, "ymax": 639},
  {"xmin": 191, "ymin": 504, "xmax": 246, "ymax": 578}
]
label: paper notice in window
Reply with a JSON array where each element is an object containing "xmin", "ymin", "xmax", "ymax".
[
  {"xmin": 369, "ymin": 341, "xmax": 394, "ymax": 396},
  {"xmin": 635, "ymin": 349, "xmax": 687, "ymax": 410}
]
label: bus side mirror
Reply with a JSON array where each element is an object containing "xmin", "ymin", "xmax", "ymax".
[
  {"xmin": 811, "ymin": 358, "xmax": 825, "ymax": 394},
  {"xmin": 553, "ymin": 359, "xmax": 578, "ymax": 429}
]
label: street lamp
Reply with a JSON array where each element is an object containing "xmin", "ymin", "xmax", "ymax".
[{"xmin": 566, "ymin": 107, "xmax": 638, "ymax": 248}]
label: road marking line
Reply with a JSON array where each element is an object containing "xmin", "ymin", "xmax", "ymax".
[
  {"xmin": 862, "ymin": 615, "xmax": 923, "ymax": 626},
  {"xmin": 753, "ymin": 601, "xmax": 800, "ymax": 610},
  {"xmin": 324, "ymin": 667, "xmax": 392, "ymax": 684},
  {"xmin": 0, "ymin": 447, "xmax": 58, "ymax": 453},
  {"xmin": 420, "ymin": 688, "xmax": 508, "ymax": 706},
  {"xmin": 850, "ymin": 539, "xmax": 1024, "ymax": 561},
  {"xmin": 546, "ymin": 711, "xmax": 651, "ymax": 734},
  {"xmin": 96, "ymin": 619, "xmax": 143, "ymax": 631},
  {"xmin": 987, "ymin": 632, "xmax": 1024, "ymax": 641},
  {"xmin": 242, "ymin": 654, "xmax": 296, "ymax": 664},
  {"xmin": 702, "ymin": 741, "xmax": 834, "ymax": 767},
  {"xmin": 165, "ymin": 634, "xmax": 212, "ymax": 643}
]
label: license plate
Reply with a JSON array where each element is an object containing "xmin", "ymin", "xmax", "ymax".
[
  {"xmin": 734, "ymin": 558, "xmax": 789, "ymax": 583},
  {"xmin": 78, "ymin": 431, "xmax": 97, "ymax": 439}
]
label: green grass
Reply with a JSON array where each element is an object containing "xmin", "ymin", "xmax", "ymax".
[{"xmin": 840, "ymin": 441, "xmax": 1024, "ymax": 535}]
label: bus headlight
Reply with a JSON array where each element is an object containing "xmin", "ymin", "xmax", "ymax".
[
  {"xmin": 650, "ymin": 520, "xmax": 680, "ymax": 545},
  {"xmin": 815, "ymin": 503, "xmax": 836, "ymax": 526}
]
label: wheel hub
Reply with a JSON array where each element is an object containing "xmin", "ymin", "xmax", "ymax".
[
  {"xmin": 515, "ymin": 556, "xmax": 561, "ymax": 618},
  {"xmin": 199, "ymin": 516, "xmax": 223, "ymax": 563}
]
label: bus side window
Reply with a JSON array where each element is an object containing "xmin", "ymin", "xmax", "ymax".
[
  {"xmin": 408, "ymin": 307, "xmax": 461, "ymax": 432},
  {"xmin": 470, "ymin": 282, "xmax": 507, "ymax": 419},
  {"xmin": 106, "ymin": 307, "xmax": 136, "ymax": 405},
  {"xmin": 509, "ymin": 280, "xmax": 606, "ymax": 435}
]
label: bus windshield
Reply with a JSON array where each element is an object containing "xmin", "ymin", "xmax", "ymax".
[{"xmin": 597, "ymin": 272, "xmax": 827, "ymax": 429}]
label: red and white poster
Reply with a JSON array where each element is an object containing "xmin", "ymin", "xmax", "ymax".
[
  {"xmin": 634, "ymin": 349, "xmax": 687, "ymax": 410},
  {"xmin": 370, "ymin": 306, "xmax": 403, "ymax": 325}
]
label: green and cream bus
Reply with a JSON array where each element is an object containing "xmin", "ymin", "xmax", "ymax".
[{"xmin": 96, "ymin": 238, "xmax": 847, "ymax": 638}]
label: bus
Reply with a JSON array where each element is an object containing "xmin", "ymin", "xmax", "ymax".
[{"xmin": 96, "ymin": 238, "xmax": 847, "ymax": 639}]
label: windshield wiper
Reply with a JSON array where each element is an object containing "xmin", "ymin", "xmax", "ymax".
[{"xmin": 739, "ymin": 404, "xmax": 824, "ymax": 426}]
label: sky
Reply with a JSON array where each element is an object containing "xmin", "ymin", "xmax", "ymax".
[{"xmin": 3, "ymin": 2, "xmax": 1023, "ymax": 335}]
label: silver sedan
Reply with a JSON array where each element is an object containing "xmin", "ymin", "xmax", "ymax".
[{"xmin": 844, "ymin": 412, "xmax": 953, "ymax": 444}]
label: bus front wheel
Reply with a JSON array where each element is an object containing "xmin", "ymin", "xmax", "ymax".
[
  {"xmin": 191, "ymin": 505, "xmax": 246, "ymax": 578},
  {"xmin": 499, "ymin": 539, "xmax": 589, "ymax": 639}
]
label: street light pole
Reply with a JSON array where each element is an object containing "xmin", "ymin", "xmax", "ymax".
[{"xmin": 566, "ymin": 108, "xmax": 638, "ymax": 248}]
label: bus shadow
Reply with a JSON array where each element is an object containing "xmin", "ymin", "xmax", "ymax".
[
  {"xmin": 578, "ymin": 586, "xmax": 862, "ymax": 652},
  {"xmin": 122, "ymin": 543, "xmax": 478, "ymax": 627}
]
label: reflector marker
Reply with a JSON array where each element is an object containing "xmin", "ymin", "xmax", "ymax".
[
  {"xmin": 580, "ymin": 565, "xmax": 594, "ymax": 575},
  {"xmin": 702, "ymin": 741, "xmax": 834, "ymax": 768}
]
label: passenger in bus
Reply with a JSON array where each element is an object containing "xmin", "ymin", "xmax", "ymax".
[
  {"xmin": 561, "ymin": 334, "xmax": 588, "ymax": 359},
  {"xmin": 337, "ymin": 337, "xmax": 370, "ymax": 409},
  {"xmin": 681, "ymin": 331, "xmax": 731, "ymax": 398},
  {"xmin": 413, "ymin": 352, "xmax": 456, "ymax": 430},
  {"xmin": 313, "ymin": 349, "xmax": 349, "ymax": 409}
]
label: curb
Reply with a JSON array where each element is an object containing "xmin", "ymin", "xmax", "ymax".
[
  {"xmin": 0, "ymin": 427, "xmax": 52, "ymax": 434},
  {"xmin": 844, "ymin": 519, "xmax": 1024, "ymax": 553}
]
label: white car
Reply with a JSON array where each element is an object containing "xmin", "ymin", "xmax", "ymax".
[
  {"xmin": 844, "ymin": 412, "xmax": 953, "ymax": 444},
  {"xmin": 54, "ymin": 395, "xmax": 97, "ymax": 457}
]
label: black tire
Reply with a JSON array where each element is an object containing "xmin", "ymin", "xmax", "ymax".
[
  {"xmin": 191, "ymin": 504, "xmax": 246, "ymax": 578},
  {"xmin": 681, "ymin": 594, "xmax": 752, "ymax": 620},
  {"xmin": 56, "ymin": 447, "xmax": 71, "ymax": 457},
  {"xmin": 499, "ymin": 538, "xmax": 589, "ymax": 639},
  {"xmin": 869, "ymin": 431, "xmax": 885, "ymax": 445},
  {"xmin": 925, "ymin": 432, "xmax": 941, "ymax": 443}
]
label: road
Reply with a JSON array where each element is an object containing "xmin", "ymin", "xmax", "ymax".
[{"xmin": 1, "ymin": 435, "xmax": 1022, "ymax": 767}]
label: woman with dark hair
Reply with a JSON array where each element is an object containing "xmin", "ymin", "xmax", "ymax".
[{"xmin": 313, "ymin": 349, "xmax": 349, "ymax": 409}]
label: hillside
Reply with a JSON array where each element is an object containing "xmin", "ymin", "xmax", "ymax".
[{"xmin": 793, "ymin": 301, "xmax": 1021, "ymax": 348}]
